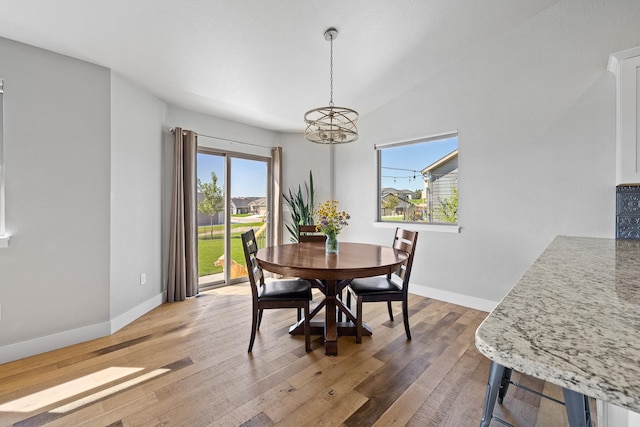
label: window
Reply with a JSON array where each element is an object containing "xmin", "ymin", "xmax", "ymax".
[
  {"xmin": 377, "ymin": 132, "xmax": 458, "ymax": 226},
  {"xmin": 0, "ymin": 79, "xmax": 7, "ymax": 247}
]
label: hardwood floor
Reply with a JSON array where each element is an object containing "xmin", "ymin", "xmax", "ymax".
[{"xmin": 0, "ymin": 284, "xmax": 579, "ymax": 426}]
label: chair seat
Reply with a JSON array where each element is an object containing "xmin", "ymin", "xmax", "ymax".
[
  {"xmin": 349, "ymin": 276, "xmax": 402, "ymax": 295},
  {"xmin": 259, "ymin": 279, "xmax": 312, "ymax": 301},
  {"xmin": 347, "ymin": 228, "xmax": 418, "ymax": 344}
]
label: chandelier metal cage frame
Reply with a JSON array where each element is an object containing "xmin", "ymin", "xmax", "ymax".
[{"xmin": 304, "ymin": 28, "xmax": 359, "ymax": 144}]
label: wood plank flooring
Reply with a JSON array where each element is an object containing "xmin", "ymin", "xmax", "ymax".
[{"xmin": 0, "ymin": 284, "xmax": 583, "ymax": 426}]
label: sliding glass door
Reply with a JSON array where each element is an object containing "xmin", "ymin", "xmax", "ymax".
[{"xmin": 197, "ymin": 150, "xmax": 270, "ymax": 288}]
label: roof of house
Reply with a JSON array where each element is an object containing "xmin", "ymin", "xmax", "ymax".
[
  {"xmin": 231, "ymin": 197, "xmax": 260, "ymax": 208},
  {"xmin": 381, "ymin": 187, "xmax": 414, "ymax": 196},
  {"xmin": 421, "ymin": 149, "xmax": 459, "ymax": 174},
  {"xmin": 248, "ymin": 198, "xmax": 267, "ymax": 207}
]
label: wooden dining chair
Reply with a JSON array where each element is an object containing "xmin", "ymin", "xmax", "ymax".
[
  {"xmin": 241, "ymin": 229, "xmax": 313, "ymax": 352},
  {"xmin": 296, "ymin": 224, "xmax": 328, "ymax": 291},
  {"xmin": 298, "ymin": 224, "xmax": 325, "ymax": 243},
  {"xmin": 346, "ymin": 228, "xmax": 418, "ymax": 343}
]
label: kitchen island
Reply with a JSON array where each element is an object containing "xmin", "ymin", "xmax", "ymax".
[{"xmin": 475, "ymin": 236, "xmax": 640, "ymax": 426}]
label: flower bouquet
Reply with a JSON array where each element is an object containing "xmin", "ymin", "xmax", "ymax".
[{"xmin": 315, "ymin": 200, "xmax": 350, "ymax": 253}]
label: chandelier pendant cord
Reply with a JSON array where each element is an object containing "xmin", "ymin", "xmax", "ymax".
[{"xmin": 329, "ymin": 34, "xmax": 334, "ymax": 107}]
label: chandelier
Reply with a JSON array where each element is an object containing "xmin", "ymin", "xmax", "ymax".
[{"xmin": 304, "ymin": 28, "xmax": 359, "ymax": 144}]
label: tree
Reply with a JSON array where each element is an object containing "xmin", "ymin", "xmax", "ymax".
[
  {"xmin": 383, "ymin": 194, "xmax": 399, "ymax": 216},
  {"xmin": 414, "ymin": 189, "xmax": 422, "ymax": 199},
  {"xmin": 197, "ymin": 172, "xmax": 224, "ymax": 238},
  {"xmin": 436, "ymin": 188, "xmax": 458, "ymax": 223}
]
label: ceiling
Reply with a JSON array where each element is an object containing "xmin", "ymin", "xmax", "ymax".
[{"xmin": 0, "ymin": 0, "xmax": 560, "ymax": 133}]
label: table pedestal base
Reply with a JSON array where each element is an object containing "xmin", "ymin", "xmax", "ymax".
[
  {"xmin": 288, "ymin": 278, "xmax": 374, "ymax": 356},
  {"xmin": 289, "ymin": 320, "xmax": 372, "ymax": 356},
  {"xmin": 289, "ymin": 320, "xmax": 373, "ymax": 337},
  {"xmin": 479, "ymin": 361, "xmax": 592, "ymax": 427}
]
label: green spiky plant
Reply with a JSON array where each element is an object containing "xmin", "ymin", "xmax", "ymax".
[{"xmin": 283, "ymin": 170, "xmax": 316, "ymax": 242}]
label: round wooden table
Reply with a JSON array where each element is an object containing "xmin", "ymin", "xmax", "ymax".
[{"xmin": 256, "ymin": 242, "xmax": 408, "ymax": 356}]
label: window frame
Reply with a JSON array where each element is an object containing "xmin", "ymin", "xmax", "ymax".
[
  {"xmin": 196, "ymin": 146, "xmax": 273, "ymax": 289},
  {"xmin": 375, "ymin": 131, "xmax": 460, "ymax": 234},
  {"xmin": 0, "ymin": 79, "xmax": 8, "ymax": 247}
]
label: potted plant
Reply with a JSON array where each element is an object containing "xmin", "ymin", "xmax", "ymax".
[{"xmin": 283, "ymin": 170, "xmax": 315, "ymax": 242}]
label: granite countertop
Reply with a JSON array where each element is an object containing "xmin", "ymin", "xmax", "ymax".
[{"xmin": 475, "ymin": 236, "xmax": 640, "ymax": 412}]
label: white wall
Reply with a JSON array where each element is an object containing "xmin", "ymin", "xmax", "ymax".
[
  {"xmin": 110, "ymin": 73, "xmax": 167, "ymax": 330},
  {"xmin": 0, "ymin": 37, "xmax": 112, "ymax": 360},
  {"xmin": 278, "ymin": 132, "xmax": 333, "ymax": 236},
  {"xmin": 335, "ymin": 0, "xmax": 639, "ymax": 309}
]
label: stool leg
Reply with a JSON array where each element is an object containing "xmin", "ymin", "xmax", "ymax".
[
  {"xmin": 562, "ymin": 388, "xmax": 592, "ymax": 427},
  {"xmin": 479, "ymin": 361, "xmax": 505, "ymax": 427},
  {"xmin": 498, "ymin": 368, "xmax": 513, "ymax": 404}
]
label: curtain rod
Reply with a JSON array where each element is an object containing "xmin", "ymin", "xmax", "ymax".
[{"xmin": 169, "ymin": 127, "xmax": 271, "ymax": 149}]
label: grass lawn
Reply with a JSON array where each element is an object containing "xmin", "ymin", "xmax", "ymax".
[{"xmin": 198, "ymin": 222, "xmax": 264, "ymax": 276}]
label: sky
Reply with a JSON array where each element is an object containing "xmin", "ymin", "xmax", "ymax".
[
  {"xmin": 197, "ymin": 154, "xmax": 268, "ymax": 197},
  {"xmin": 380, "ymin": 136, "xmax": 458, "ymax": 191}
]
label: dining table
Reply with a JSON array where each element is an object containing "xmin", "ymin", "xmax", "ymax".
[{"xmin": 256, "ymin": 241, "xmax": 408, "ymax": 356}]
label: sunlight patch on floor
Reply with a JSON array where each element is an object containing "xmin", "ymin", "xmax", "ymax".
[
  {"xmin": 0, "ymin": 367, "xmax": 144, "ymax": 413},
  {"xmin": 50, "ymin": 368, "xmax": 170, "ymax": 413}
]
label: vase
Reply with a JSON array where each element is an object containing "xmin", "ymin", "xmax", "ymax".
[{"xmin": 325, "ymin": 233, "xmax": 339, "ymax": 254}]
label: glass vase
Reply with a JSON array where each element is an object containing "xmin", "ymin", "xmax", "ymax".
[{"xmin": 325, "ymin": 233, "xmax": 339, "ymax": 254}]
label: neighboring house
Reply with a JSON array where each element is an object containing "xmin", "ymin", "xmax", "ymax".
[
  {"xmin": 421, "ymin": 150, "xmax": 458, "ymax": 222},
  {"xmin": 231, "ymin": 197, "xmax": 259, "ymax": 214},
  {"xmin": 380, "ymin": 187, "xmax": 415, "ymax": 217},
  {"xmin": 248, "ymin": 197, "xmax": 267, "ymax": 216},
  {"xmin": 197, "ymin": 196, "xmax": 262, "ymax": 225}
]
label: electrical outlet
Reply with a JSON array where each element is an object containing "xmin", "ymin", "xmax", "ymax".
[{"xmin": 140, "ymin": 273, "xmax": 146, "ymax": 285}]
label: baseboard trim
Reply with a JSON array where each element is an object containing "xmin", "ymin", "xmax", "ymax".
[
  {"xmin": 0, "ymin": 292, "xmax": 165, "ymax": 364},
  {"xmin": 410, "ymin": 284, "xmax": 497, "ymax": 313},
  {"xmin": 110, "ymin": 291, "xmax": 166, "ymax": 333},
  {"xmin": 0, "ymin": 321, "xmax": 111, "ymax": 365}
]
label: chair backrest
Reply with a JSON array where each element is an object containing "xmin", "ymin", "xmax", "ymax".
[
  {"xmin": 241, "ymin": 229, "xmax": 264, "ymax": 297},
  {"xmin": 298, "ymin": 224, "xmax": 326, "ymax": 243},
  {"xmin": 391, "ymin": 228, "xmax": 418, "ymax": 290}
]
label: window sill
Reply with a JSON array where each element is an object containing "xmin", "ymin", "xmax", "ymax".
[
  {"xmin": 0, "ymin": 235, "xmax": 10, "ymax": 248},
  {"xmin": 373, "ymin": 221, "xmax": 460, "ymax": 234}
]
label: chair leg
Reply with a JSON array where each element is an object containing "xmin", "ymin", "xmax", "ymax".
[
  {"xmin": 337, "ymin": 290, "xmax": 343, "ymax": 322},
  {"xmin": 356, "ymin": 298, "xmax": 364, "ymax": 344},
  {"xmin": 297, "ymin": 308, "xmax": 301, "ymax": 322},
  {"xmin": 498, "ymin": 368, "xmax": 513, "ymax": 404},
  {"xmin": 387, "ymin": 301, "xmax": 394, "ymax": 321},
  {"xmin": 304, "ymin": 304, "xmax": 311, "ymax": 352},
  {"xmin": 402, "ymin": 297, "xmax": 411, "ymax": 340},
  {"xmin": 257, "ymin": 309, "xmax": 264, "ymax": 330},
  {"xmin": 346, "ymin": 289, "xmax": 351, "ymax": 308},
  {"xmin": 248, "ymin": 307, "xmax": 258, "ymax": 352}
]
